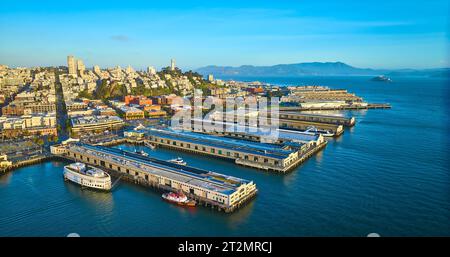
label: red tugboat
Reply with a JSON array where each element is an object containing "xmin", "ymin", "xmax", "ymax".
[{"xmin": 162, "ymin": 191, "xmax": 196, "ymax": 207}]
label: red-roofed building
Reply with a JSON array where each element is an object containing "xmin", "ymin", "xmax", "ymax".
[
  {"xmin": 124, "ymin": 95, "xmax": 152, "ymax": 106},
  {"xmin": 247, "ymin": 87, "xmax": 264, "ymax": 94}
]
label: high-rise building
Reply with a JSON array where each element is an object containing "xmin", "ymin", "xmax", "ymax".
[
  {"xmin": 76, "ymin": 59, "xmax": 85, "ymax": 74},
  {"xmin": 67, "ymin": 56, "xmax": 77, "ymax": 76},
  {"xmin": 170, "ymin": 59, "xmax": 176, "ymax": 71},
  {"xmin": 147, "ymin": 66, "xmax": 156, "ymax": 75},
  {"xmin": 207, "ymin": 74, "xmax": 214, "ymax": 82},
  {"xmin": 126, "ymin": 65, "xmax": 134, "ymax": 74},
  {"xmin": 93, "ymin": 65, "xmax": 101, "ymax": 74}
]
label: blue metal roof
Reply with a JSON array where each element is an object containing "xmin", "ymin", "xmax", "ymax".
[
  {"xmin": 77, "ymin": 143, "xmax": 251, "ymax": 194},
  {"xmin": 145, "ymin": 129, "xmax": 297, "ymax": 160}
]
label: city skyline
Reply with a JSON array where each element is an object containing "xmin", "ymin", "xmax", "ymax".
[{"xmin": 0, "ymin": 1, "xmax": 449, "ymax": 70}]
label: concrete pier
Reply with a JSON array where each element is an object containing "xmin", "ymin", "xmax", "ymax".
[
  {"xmin": 143, "ymin": 128, "xmax": 313, "ymax": 172},
  {"xmin": 0, "ymin": 154, "xmax": 51, "ymax": 174},
  {"xmin": 278, "ymin": 112, "xmax": 355, "ymax": 127},
  {"xmin": 51, "ymin": 143, "xmax": 258, "ymax": 213},
  {"xmin": 277, "ymin": 119, "xmax": 344, "ymax": 136},
  {"xmin": 279, "ymin": 103, "xmax": 391, "ymax": 111}
]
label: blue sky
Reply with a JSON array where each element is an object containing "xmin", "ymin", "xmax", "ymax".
[{"xmin": 0, "ymin": 0, "xmax": 448, "ymax": 70}]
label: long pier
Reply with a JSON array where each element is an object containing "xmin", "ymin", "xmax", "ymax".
[
  {"xmin": 51, "ymin": 143, "xmax": 257, "ymax": 213},
  {"xmin": 143, "ymin": 128, "xmax": 311, "ymax": 173},
  {"xmin": 235, "ymin": 140, "xmax": 327, "ymax": 171},
  {"xmin": 277, "ymin": 118, "xmax": 344, "ymax": 136},
  {"xmin": 213, "ymin": 111, "xmax": 345, "ymax": 137},
  {"xmin": 278, "ymin": 112, "xmax": 355, "ymax": 127},
  {"xmin": 0, "ymin": 154, "xmax": 51, "ymax": 174},
  {"xmin": 279, "ymin": 103, "xmax": 391, "ymax": 111},
  {"xmin": 187, "ymin": 118, "xmax": 325, "ymax": 145}
]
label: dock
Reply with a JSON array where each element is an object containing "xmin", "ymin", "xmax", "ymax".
[
  {"xmin": 187, "ymin": 118, "xmax": 326, "ymax": 145},
  {"xmin": 278, "ymin": 112, "xmax": 355, "ymax": 127},
  {"xmin": 284, "ymin": 87, "xmax": 364, "ymax": 102},
  {"xmin": 211, "ymin": 110, "xmax": 345, "ymax": 137},
  {"xmin": 0, "ymin": 154, "xmax": 52, "ymax": 174},
  {"xmin": 143, "ymin": 128, "xmax": 316, "ymax": 172},
  {"xmin": 277, "ymin": 118, "xmax": 344, "ymax": 136},
  {"xmin": 279, "ymin": 103, "xmax": 391, "ymax": 111},
  {"xmin": 50, "ymin": 143, "xmax": 257, "ymax": 213}
]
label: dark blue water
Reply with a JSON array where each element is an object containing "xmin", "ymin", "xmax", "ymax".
[{"xmin": 1, "ymin": 76, "xmax": 449, "ymax": 236}]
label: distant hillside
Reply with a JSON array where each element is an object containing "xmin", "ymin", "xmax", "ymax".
[
  {"xmin": 196, "ymin": 62, "xmax": 449, "ymax": 78},
  {"xmin": 196, "ymin": 62, "xmax": 383, "ymax": 76},
  {"xmin": 387, "ymin": 68, "xmax": 450, "ymax": 78}
]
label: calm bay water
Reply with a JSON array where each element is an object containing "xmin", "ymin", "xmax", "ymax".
[{"xmin": 1, "ymin": 76, "xmax": 449, "ymax": 236}]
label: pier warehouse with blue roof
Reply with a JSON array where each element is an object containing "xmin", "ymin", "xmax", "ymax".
[
  {"xmin": 142, "ymin": 128, "xmax": 318, "ymax": 172},
  {"xmin": 51, "ymin": 143, "xmax": 257, "ymax": 212}
]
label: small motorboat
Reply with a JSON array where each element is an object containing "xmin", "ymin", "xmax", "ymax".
[
  {"xmin": 144, "ymin": 141, "xmax": 156, "ymax": 149},
  {"xmin": 304, "ymin": 126, "xmax": 334, "ymax": 137},
  {"xmin": 134, "ymin": 149, "xmax": 149, "ymax": 157},
  {"xmin": 134, "ymin": 123, "xmax": 146, "ymax": 130},
  {"xmin": 162, "ymin": 191, "xmax": 196, "ymax": 207},
  {"xmin": 168, "ymin": 157, "xmax": 187, "ymax": 165}
]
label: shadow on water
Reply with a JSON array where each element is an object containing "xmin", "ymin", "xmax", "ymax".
[
  {"xmin": 0, "ymin": 172, "xmax": 13, "ymax": 185},
  {"xmin": 63, "ymin": 180, "xmax": 114, "ymax": 209}
]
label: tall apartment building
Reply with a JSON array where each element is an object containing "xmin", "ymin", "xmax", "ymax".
[
  {"xmin": 76, "ymin": 59, "xmax": 85, "ymax": 75},
  {"xmin": 67, "ymin": 56, "xmax": 77, "ymax": 76}
]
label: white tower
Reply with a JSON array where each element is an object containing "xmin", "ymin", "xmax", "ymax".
[{"xmin": 170, "ymin": 58, "xmax": 176, "ymax": 71}]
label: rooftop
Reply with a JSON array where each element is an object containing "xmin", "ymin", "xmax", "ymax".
[
  {"xmin": 71, "ymin": 115, "xmax": 123, "ymax": 126},
  {"xmin": 70, "ymin": 143, "xmax": 251, "ymax": 195},
  {"xmin": 192, "ymin": 119, "xmax": 321, "ymax": 143},
  {"xmin": 145, "ymin": 128, "xmax": 299, "ymax": 159},
  {"xmin": 119, "ymin": 105, "xmax": 143, "ymax": 113}
]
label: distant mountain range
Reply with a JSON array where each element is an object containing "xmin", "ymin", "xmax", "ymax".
[{"xmin": 196, "ymin": 62, "xmax": 450, "ymax": 77}]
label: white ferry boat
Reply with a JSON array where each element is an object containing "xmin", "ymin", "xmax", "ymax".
[{"xmin": 63, "ymin": 162, "xmax": 112, "ymax": 191}]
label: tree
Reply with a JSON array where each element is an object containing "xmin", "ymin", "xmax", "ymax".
[
  {"xmin": 94, "ymin": 80, "xmax": 127, "ymax": 100},
  {"xmin": 78, "ymin": 89, "xmax": 93, "ymax": 99}
]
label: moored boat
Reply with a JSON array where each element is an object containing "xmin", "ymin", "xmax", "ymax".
[
  {"xmin": 134, "ymin": 149, "xmax": 149, "ymax": 157},
  {"xmin": 304, "ymin": 126, "xmax": 335, "ymax": 137},
  {"xmin": 162, "ymin": 191, "xmax": 196, "ymax": 207},
  {"xmin": 63, "ymin": 162, "xmax": 112, "ymax": 191},
  {"xmin": 168, "ymin": 157, "xmax": 187, "ymax": 165},
  {"xmin": 144, "ymin": 141, "xmax": 156, "ymax": 149}
]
